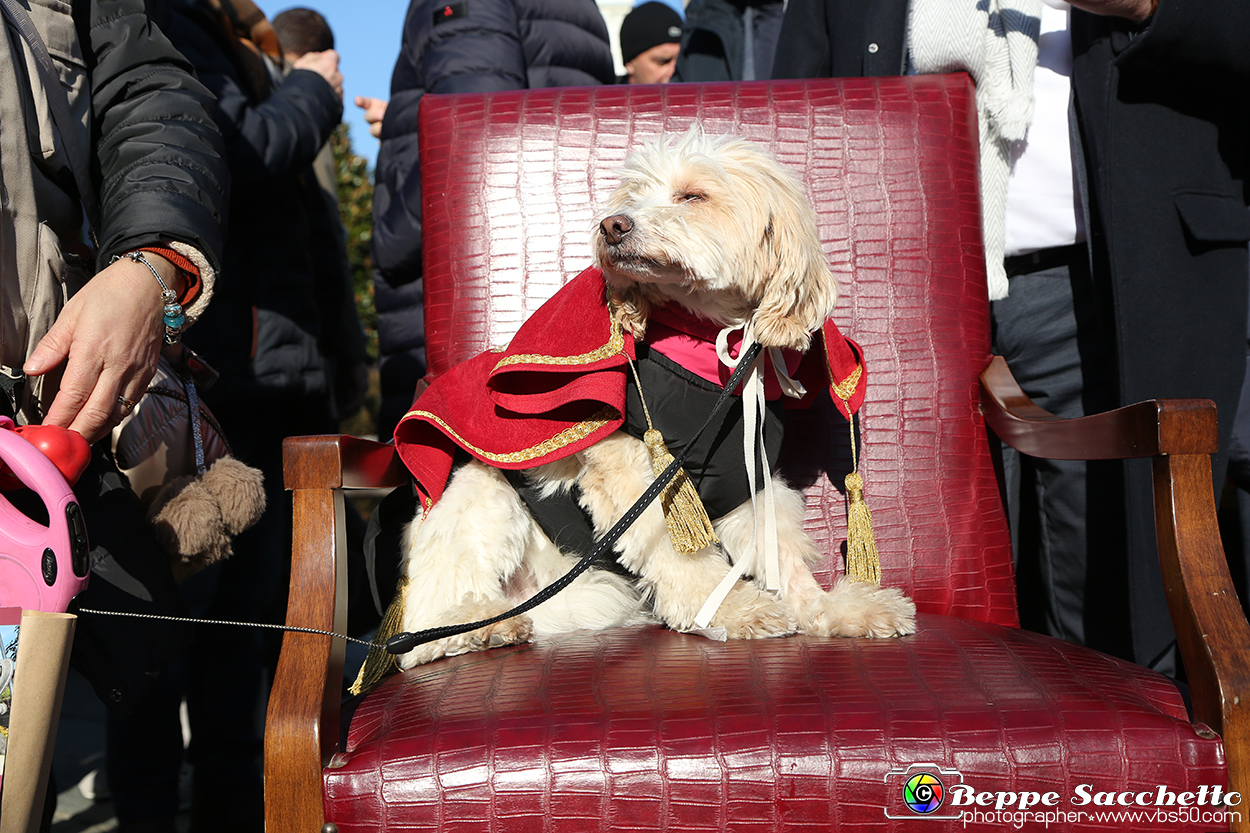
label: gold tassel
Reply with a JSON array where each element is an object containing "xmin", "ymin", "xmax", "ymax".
[
  {"xmin": 626, "ymin": 354, "xmax": 717, "ymax": 554},
  {"xmin": 349, "ymin": 574, "xmax": 410, "ymax": 695},
  {"xmin": 843, "ymin": 470, "xmax": 881, "ymax": 584},
  {"xmin": 644, "ymin": 428, "xmax": 718, "ymax": 554},
  {"xmin": 831, "ymin": 359, "xmax": 881, "ymax": 583}
]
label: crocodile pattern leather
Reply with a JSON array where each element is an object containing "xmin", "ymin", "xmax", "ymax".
[
  {"xmin": 326, "ymin": 77, "xmax": 1227, "ymax": 830},
  {"xmin": 329, "ymin": 619, "xmax": 1223, "ymax": 832}
]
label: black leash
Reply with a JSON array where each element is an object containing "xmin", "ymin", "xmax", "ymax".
[{"xmin": 383, "ymin": 340, "xmax": 765, "ymax": 655}]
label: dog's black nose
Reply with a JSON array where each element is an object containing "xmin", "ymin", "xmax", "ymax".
[{"xmin": 600, "ymin": 214, "xmax": 633, "ymax": 245}]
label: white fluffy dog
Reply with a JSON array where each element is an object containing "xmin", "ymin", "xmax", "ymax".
[{"xmin": 394, "ymin": 129, "xmax": 915, "ymax": 670}]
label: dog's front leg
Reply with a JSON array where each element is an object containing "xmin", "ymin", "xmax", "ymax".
[
  {"xmin": 396, "ymin": 461, "xmax": 539, "ymax": 669},
  {"xmin": 715, "ymin": 480, "xmax": 916, "ymax": 638},
  {"xmin": 576, "ymin": 432, "xmax": 797, "ymax": 637}
]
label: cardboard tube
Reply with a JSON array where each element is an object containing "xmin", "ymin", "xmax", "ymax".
[{"xmin": 0, "ymin": 611, "xmax": 75, "ymax": 833}]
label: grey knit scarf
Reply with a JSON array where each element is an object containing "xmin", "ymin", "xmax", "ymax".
[{"xmin": 908, "ymin": 0, "xmax": 1043, "ymax": 299}]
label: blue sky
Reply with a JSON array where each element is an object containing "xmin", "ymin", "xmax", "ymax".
[{"xmin": 256, "ymin": 0, "xmax": 406, "ymax": 167}]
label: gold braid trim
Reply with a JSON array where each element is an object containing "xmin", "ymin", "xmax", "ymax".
[
  {"xmin": 403, "ymin": 406, "xmax": 619, "ymax": 465},
  {"xmin": 492, "ymin": 318, "xmax": 625, "ymax": 371},
  {"xmin": 830, "ymin": 363, "xmax": 862, "ymax": 403}
]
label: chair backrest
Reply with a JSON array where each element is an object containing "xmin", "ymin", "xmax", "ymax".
[{"xmin": 417, "ymin": 75, "xmax": 1017, "ymax": 626}]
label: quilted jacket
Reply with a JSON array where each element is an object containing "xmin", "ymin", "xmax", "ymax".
[
  {"xmin": 0, "ymin": 0, "xmax": 227, "ymax": 417},
  {"xmin": 72, "ymin": 0, "xmax": 227, "ymax": 271}
]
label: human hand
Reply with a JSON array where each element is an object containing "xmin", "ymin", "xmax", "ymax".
[
  {"xmin": 23, "ymin": 254, "xmax": 180, "ymax": 444},
  {"xmin": 1067, "ymin": 0, "xmax": 1155, "ymax": 22},
  {"xmin": 354, "ymin": 96, "xmax": 388, "ymax": 138},
  {"xmin": 294, "ymin": 49, "xmax": 343, "ymax": 98}
]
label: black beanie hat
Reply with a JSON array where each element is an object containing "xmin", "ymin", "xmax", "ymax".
[{"xmin": 620, "ymin": 2, "xmax": 684, "ymax": 65}]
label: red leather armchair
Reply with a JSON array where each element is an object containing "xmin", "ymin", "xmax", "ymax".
[{"xmin": 265, "ymin": 76, "xmax": 1250, "ymax": 832}]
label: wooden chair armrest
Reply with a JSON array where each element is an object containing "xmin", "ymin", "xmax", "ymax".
[
  {"xmin": 980, "ymin": 356, "xmax": 1217, "ymax": 459},
  {"xmin": 981, "ymin": 356, "xmax": 1250, "ymax": 823},
  {"xmin": 265, "ymin": 435, "xmax": 407, "ymax": 833},
  {"xmin": 282, "ymin": 433, "xmax": 410, "ymax": 491}
]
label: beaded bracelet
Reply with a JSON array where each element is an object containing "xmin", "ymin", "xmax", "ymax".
[{"xmin": 112, "ymin": 251, "xmax": 186, "ymax": 344}]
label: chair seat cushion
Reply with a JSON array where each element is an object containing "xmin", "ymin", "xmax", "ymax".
[{"xmin": 325, "ymin": 615, "xmax": 1227, "ymax": 831}]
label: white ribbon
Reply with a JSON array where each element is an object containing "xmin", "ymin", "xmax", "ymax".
[{"xmin": 692, "ymin": 326, "xmax": 806, "ymax": 628}]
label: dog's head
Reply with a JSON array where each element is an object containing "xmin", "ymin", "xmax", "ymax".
[{"xmin": 594, "ymin": 126, "xmax": 836, "ymax": 351}]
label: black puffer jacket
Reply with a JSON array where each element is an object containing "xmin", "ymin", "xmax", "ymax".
[
  {"xmin": 83, "ymin": 0, "xmax": 229, "ymax": 270},
  {"xmin": 371, "ymin": 0, "xmax": 615, "ymax": 440},
  {"xmin": 165, "ymin": 0, "xmax": 344, "ymax": 426}
]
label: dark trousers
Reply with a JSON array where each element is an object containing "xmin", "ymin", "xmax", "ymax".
[
  {"xmin": 992, "ymin": 246, "xmax": 1158, "ymax": 670},
  {"xmin": 104, "ymin": 553, "xmax": 269, "ymax": 830}
]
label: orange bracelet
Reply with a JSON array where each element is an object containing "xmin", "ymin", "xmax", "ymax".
[{"xmin": 137, "ymin": 245, "xmax": 202, "ymax": 308}]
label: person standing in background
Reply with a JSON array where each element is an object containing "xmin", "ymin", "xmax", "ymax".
[
  {"xmin": 674, "ymin": 0, "xmax": 785, "ymax": 82},
  {"xmin": 104, "ymin": 1, "xmax": 345, "ymax": 829},
  {"xmin": 272, "ymin": 6, "xmax": 371, "ymax": 426},
  {"xmin": 618, "ymin": 2, "xmax": 684, "ymax": 84},
  {"xmin": 367, "ymin": 0, "xmax": 616, "ymax": 446},
  {"xmin": 773, "ymin": 0, "xmax": 1250, "ymax": 677}
]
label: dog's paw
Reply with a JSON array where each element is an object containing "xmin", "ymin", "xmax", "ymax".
[
  {"xmin": 799, "ymin": 578, "xmax": 916, "ymax": 638},
  {"xmin": 458, "ymin": 615, "xmax": 536, "ymax": 653},
  {"xmin": 398, "ymin": 599, "xmax": 535, "ymax": 668},
  {"xmin": 707, "ymin": 583, "xmax": 799, "ymax": 639}
]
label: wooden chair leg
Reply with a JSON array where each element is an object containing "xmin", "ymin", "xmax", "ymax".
[
  {"xmin": 264, "ymin": 484, "xmax": 345, "ymax": 832},
  {"xmin": 265, "ymin": 435, "xmax": 407, "ymax": 831},
  {"xmin": 1154, "ymin": 451, "xmax": 1250, "ymax": 833}
]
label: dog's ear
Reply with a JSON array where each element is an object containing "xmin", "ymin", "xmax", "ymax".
[{"xmin": 749, "ymin": 166, "xmax": 838, "ymax": 351}]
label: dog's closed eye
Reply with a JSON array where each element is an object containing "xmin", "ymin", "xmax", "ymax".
[{"xmin": 676, "ymin": 190, "xmax": 707, "ymax": 203}]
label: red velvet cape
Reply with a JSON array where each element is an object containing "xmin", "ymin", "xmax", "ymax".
[{"xmin": 394, "ymin": 267, "xmax": 867, "ymax": 509}]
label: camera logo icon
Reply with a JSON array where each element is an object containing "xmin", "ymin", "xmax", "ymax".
[
  {"xmin": 903, "ymin": 771, "xmax": 946, "ymax": 814},
  {"xmin": 884, "ymin": 763, "xmax": 964, "ymax": 820}
]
